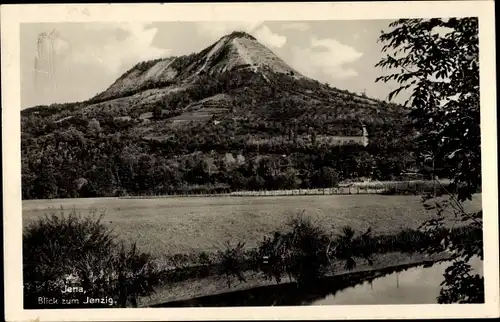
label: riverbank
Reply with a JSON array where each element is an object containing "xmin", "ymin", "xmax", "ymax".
[
  {"xmin": 23, "ymin": 194, "xmax": 481, "ymax": 267},
  {"xmin": 22, "ymin": 195, "xmax": 482, "ymax": 309},
  {"xmin": 138, "ymin": 220, "xmax": 480, "ymax": 307},
  {"xmin": 140, "ymin": 251, "xmax": 451, "ymax": 307}
]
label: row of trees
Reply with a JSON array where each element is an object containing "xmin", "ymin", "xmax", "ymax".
[{"xmin": 22, "ymin": 119, "xmax": 423, "ymax": 199}]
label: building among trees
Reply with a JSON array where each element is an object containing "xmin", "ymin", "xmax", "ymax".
[{"xmin": 316, "ymin": 124, "xmax": 369, "ymax": 147}]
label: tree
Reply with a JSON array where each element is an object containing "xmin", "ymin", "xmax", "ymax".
[
  {"xmin": 129, "ymin": 110, "xmax": 140, "ymax": 120},
  {"xmin": 87, "ymin": 118, "xmax": 101, "ymax": 136},
  {"xmin": 312, "ymin": 166, "xmax": 339, "ymax": 188},
  {"xmin": 152, "ymin": 105, "xmax": 163, "ymax": 120},
  {"xmin": 223, "ymin": 153, "xmax": 237, "ymax": 170},
  {"xmin": 311, "ymin": 131, "xmax": 317, "ymax": 145},
  {"xmin": 376, "ymin": 18, "xmax": 482, "ymax": 303}
]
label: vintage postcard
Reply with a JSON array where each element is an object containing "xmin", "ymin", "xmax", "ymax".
[{"xmin": 1, "ymin": 1, "xmax": 499, "ymax": 321}]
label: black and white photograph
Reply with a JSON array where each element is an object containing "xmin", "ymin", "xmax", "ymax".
[{"xmin": 2, "ymin": 2, "xmax": 499, "ymax": 321}]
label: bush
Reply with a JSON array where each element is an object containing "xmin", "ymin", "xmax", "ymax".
[
  {"xmin": 23, "ymin": 208, "xmax": 163, "ymax": 308},
  {"xmin": 379, "ymin": 181, "xmax": 451, "ymax": 196},
  {"xmin": 152, "ymin": 105, "xmax": 163, "ymax": 120},
  {"xmin": 255, "ymin": 211, "xmax": 331, "ymax": 285},
  {"xmin": 216, "ymin": 241, "xmax": 247, "ymax": 287},
  {"xmin": 379, "ymin": 186, "xmax": 415, "ymax": 195}
]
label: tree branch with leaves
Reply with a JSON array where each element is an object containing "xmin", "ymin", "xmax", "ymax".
[{"xmin": 375, "ymin": 17, "xmax": 483, "ymax": 303}]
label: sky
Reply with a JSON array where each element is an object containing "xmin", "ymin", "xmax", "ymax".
[{"xmin": 20, "ymin": 20, "xmax": 407, "ymax": 109}]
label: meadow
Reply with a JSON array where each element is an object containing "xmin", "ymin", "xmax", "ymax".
[{"xmin": 22, "ymin": 194, "xmax": 482, "ymax": 269}]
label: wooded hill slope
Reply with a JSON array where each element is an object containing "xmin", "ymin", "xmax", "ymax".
[{"xmin": 21, "ymin": 31, "xmax": 423, "ymax": 199}]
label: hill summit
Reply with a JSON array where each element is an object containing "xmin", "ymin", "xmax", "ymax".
[
  {"xmin": 90, "ymin": 30, "xmax": 303, "ymax": 103},
  {"xmin": 21, "ymin": 30, "xmax": 414, "ymax": 200}
]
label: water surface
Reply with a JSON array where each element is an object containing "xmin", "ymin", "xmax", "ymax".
[
  {"xmin": 314, "ymin": 257, "xmax": 483, "ymax": 305},
  {"xmin": 154, "ymin": 258, "xmax": 483, "ymax": 307}
]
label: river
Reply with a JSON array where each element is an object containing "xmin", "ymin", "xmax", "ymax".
[
  {"xmin": 153, "ymin": 258, "xmax": 483, "ymax": 307},
  {"xmin": 313, "ymin": 257, "xmax": 483, "ymax": 305}
]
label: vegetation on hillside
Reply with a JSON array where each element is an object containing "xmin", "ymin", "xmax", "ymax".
[
  {"xmin": 21, "ymin": 27, "xmax": 442, "ymax": 200},
  {"xmin": 21, "ymin": 60, "xmax": 436, "ymax": 199},
  {"xmin": 21, "ymin": 121, "xmax": 420, "ymax": 199}
]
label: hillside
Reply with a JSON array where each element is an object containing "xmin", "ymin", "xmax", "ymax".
[{"xmin": 21, "ymin": 31, "xmax": 421, "ymax": 200}]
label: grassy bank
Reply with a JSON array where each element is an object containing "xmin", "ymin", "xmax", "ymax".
[
  {"xmin": 136, "ymin": 220, "xmax": 480, "ymax": 306},
  {"xmin": 22, "ymin": 194, "xmax": 482, "ymax": 268},
  {"xmin": 23, "ymin": 197, "xmax": 482, "ymax": 306}
]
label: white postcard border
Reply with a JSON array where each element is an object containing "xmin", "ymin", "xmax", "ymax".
[{"xmin": 2, "ymin": 1, "xmax": 498, "ymax": 321}]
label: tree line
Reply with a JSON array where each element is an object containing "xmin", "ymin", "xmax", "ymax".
[
  {"xmin": 21, "ymin": 112, "xmax": 435, "ymax": 199},
  {"xmin": 21, "ymin": 37, "xmax": 447, "ymax": 200}
]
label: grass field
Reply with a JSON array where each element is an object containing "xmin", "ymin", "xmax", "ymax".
[{"xmin": 22, "ymin": 194, "xmax": 482, "ymax": 267}]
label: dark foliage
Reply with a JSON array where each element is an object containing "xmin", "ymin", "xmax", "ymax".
[
  {"xmin": 199, "ymin": 211, "xmax": 481, "ymax": 290},
  {"xmin": 216, "ymin": 241, "xmax": 247, "ymax": 287},
  {"xmin": 23, "ymin": 209, "xmax": 163, "ymax": 308},
  {"xmin": 376, "ymin": 17, "xmax": 483, "ymax": 304},
  {"xmin": 20, "ymin": 36, "xmax": 429, "ymax": 200},
  {"xmin": 253, "ymin": 212, "xmax": 331, "ymax": 285},
  {"xmin": 21, "ymin": 114, "xmax": 425, "ymax": 199}
]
